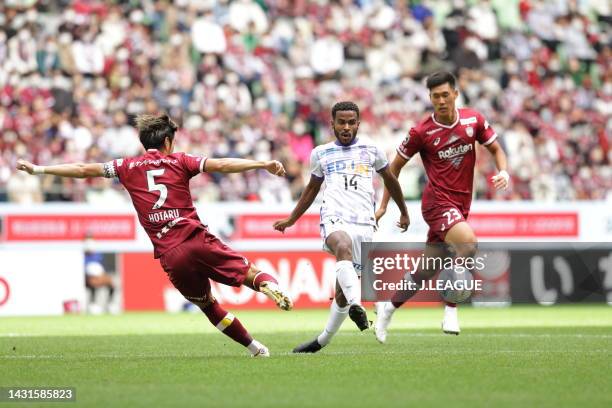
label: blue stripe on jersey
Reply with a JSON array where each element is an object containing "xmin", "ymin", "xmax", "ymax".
[{"xmin": 321, "ymin": 145, "xmax": 376, "ymax": 156}]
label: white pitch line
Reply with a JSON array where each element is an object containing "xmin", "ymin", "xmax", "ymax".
[
  {"xmin": 388, "ymin": 333, "xmax": 612, "ymax": 339},
  {"xmin": 1, "ymin": 349, "xmax": 610, "ymax": 360},
  {"xmin": 1, "ymin": 332, "xmax": 611, "ymax": 339}
]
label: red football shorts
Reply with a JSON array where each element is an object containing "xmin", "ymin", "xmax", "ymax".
[
  {"xmin": 159, "ymin": 229, "xmax": 251, "ymax": 303},
  {"xmin": 422, "ymin": 203, "xmax": 469, "ymax": 243}
]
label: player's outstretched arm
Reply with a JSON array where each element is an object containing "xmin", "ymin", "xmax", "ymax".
[
  {"xmin": 205, "ymin": 158, "xmax": 285, "ymax": 176},
  {"xmin": 379, "ymin": 167, "xmax": 409, "ymax": 231},
  {"xmin": 485, "ymin": 141, "xmax": 509, "ymax": 190},
  {"xmin": 273, "ymin": 176, "xmax": 323, "ymax": 233},
  {"xmin": 16, "ymin": 159, "xmax": 105, "ymax": 178},
  {"xmin": 375, "ymin": 154, "xmax": 408, "ymax": 223}
]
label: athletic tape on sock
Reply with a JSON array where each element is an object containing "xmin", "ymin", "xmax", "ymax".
[{"xmin": 215, "ymin": 312, "xmax": 235, "ymax": 331}]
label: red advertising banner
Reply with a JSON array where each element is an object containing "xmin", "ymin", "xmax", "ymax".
[
  {"xmin": 233, "ymin": 214, "xmax": 321, "ymax": 239},
  {"xmin": 232, "ymin": 212, "xmax": 579, "ymax": 239},
  {"xmin": 4, "ymin": 215, "xmax": 136, "ymax": 241},
  {"xmin": 122, "ymin": 251, "xmax": 338, "ymax": 311},
  {"xmin": 469, "ymin": 212, "xmax": 578, "ymax": 237}
]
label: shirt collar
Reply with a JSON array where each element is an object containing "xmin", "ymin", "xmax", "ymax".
[
  {"xmin": 335, "ymin": 137, "xmax": 359, "ymax": 147},
  {"xmin": 431, "ymin": 109, "xmax": 460, "ymax": 129}
]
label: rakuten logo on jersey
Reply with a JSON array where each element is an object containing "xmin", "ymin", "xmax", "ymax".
[{"xmin": 438, "ymin": 143, "xmax": 473, "ymax": 159}]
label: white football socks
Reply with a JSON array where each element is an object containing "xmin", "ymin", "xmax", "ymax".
[
  {"xmin": 384, "ymin": 302, "xmax": 398, "ymax": 315},
  {"xmin": 336, "ymin": 260, "xmax": 361, "ymax": 305},
  {"xmin": 317, "ymin": 299, "xmax": 349, "ymax": 346}
]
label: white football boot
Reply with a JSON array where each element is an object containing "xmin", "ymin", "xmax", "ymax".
[
  {"xmin": 250, "ymin": 341, "xmax": 270, "ymax": 358},
  {"xmin": 374, "ymin": 302, "xmax": 395, "ymax": 344},
  {"xmin": 441, "ymin": 305, "xmax": 460, "ymax": 335}
]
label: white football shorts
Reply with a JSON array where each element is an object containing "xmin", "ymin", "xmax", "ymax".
[{"xmin": 320, "ymin": 216, "xmax": 375, "ymax": 276}]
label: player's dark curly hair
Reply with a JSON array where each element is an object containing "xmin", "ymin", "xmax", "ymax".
[
  {"xmin": 135, "ymin": 114, "xmax": 178, "ymax": 149},
  {"xmin": 426, "ymin": 71, "xmax": 457, "ymax": 90},
  {"xmin": 331, "ymin": 101, "xmax": 360, "ymax": 120}
]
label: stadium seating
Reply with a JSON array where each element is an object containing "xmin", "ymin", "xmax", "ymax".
[{"xmin": 0, "ymin": 0, "xmax": 609, "ymax": 203}]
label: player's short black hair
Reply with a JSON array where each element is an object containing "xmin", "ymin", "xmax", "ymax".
[
  {"xmin": 135, "ymin": 114, "xmax": 178, "ymax": 149},
  {"xmin": 331, "ymin": 101, "xmax": 360, "ymax": 120},
  {"xmin": 426, "ymin": 71, "xmax": 457, "ymax": 90}
]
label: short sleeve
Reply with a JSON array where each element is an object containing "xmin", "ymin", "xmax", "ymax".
[
  {"xmin": 310, "ymin": 149, "xmax": 324, "ymax": 179},
  {"xmin": 397, "ymin": 127, "xmax": 423, "ymax": 159},
  {"xmin": 374, "ymin": 146, "xmax": 389, "ymax": 172},
  {"xmin": 476, "ymin": 113, "xmax": 497, "ymax": 146},
  {"xmin": 103, "ymin": 158, "xmax": 124, "ymax": 179},
  {"xmin": 181, "ymin": 153, "xmax": 207, "ymax": 178}
]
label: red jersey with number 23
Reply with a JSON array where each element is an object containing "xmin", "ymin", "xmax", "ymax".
[
  {"xmin": 397, "ymin": 108, "xmax": 497, "ymax": 213},
  {"xmin": 104, "ymin": 149, "xmax": 207, "ymax": 258}
]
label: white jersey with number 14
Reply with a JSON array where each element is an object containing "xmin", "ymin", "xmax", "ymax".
[{"xmin": 310, "ymin": 138, "xmax": 389, "ymax": 226}]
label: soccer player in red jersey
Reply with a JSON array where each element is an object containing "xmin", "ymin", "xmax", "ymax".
[
  {"xmin": 374, "ymin": 71, "xmax": 509, "ymax": 342},
  {"xmin": 16, "ymin": 114, "xmax": 292, "ymax": 357}
]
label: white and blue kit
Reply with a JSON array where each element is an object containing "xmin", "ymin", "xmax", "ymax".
[{"xmin": 310, "ymin": 138, "xmax": 389, "ymax": 273}]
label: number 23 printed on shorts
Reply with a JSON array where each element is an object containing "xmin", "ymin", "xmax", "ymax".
[{"xmin": 441, "ymin": 208, "xmax": 463, "ymax": 232}]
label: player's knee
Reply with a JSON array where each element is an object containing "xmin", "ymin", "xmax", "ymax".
[
  {"xmin": 192, "ymin": 294, "xmax": 215, "ymax": 310},
  {"xmin": 456, "ymin": 242, "xmax": 478, "ymax": 259},
  {"xmin": 334, "ymin": 241, "xmax": 353, "ymax": 260}
]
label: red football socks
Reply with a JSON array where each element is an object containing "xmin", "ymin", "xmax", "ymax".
[
  {"xmin": 253, "ymin": 272, "xmax": 278, "ymax": 291},
  {"xmin": 200, "ymin": 301, "xmax": 253, "ymax": 347}
]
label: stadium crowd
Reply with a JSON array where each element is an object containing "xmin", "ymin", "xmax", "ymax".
[{"xmin": 0, "ymin": 0, "xmax": 610, "ymax": 204}]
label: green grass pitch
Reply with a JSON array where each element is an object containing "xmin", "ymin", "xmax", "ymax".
[{"xmin": 1, "ymin": 305, "xmax": 610, "ymax": 408}]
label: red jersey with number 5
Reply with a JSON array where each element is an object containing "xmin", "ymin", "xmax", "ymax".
[
  {"xmin": 397, "ymin": 108, "xmax": 497, "ymax": 212},
  {"xmin": 104, "ymin": 149, "xmax": 207, "ymax": 258}
]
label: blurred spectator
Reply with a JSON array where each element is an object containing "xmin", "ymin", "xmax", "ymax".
[
  {"xmin": 192, "ymin": 10, "xmax": 227, "ymax": 54},
  {"xmin": 310, "ymin": 32, "xmax": 345, "ymax": 76},
  {"xmin": 0, "ymin": 0, "xmax": 609, "ymax": 204},
  {"xmin": 7, "ymin": 170, "xmax": 42, "ymax": 203},
  {"xmin": 83, "ymin": 236, "xmax": 118, "ymax": 314}
]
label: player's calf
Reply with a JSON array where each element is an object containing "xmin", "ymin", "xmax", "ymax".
[{"xmin": 197, "ymin": 298, "xmax": 271, "ymax": 356}]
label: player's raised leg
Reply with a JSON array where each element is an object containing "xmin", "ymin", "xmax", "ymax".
[
  {"xmin": 374, "ymin": 243, "xmax": 448, "ymax": 343},
  {"xmin": 164, "ymin": 260, "xmax": 270, "ymax": 357},
  {"xmin": 325, "ymin": 230, "xmax": 369, "ymax": 331},
  {"xmin": 440, "ymin": 221, "xmax": 477, "ymax": 335},
  {"xmin": 160, "ymin": 233, "xmax": 287, "ymax": 356},
  {"xmin": 191, "ymin": 230, "xmax": 293, "ymax": 311}
]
